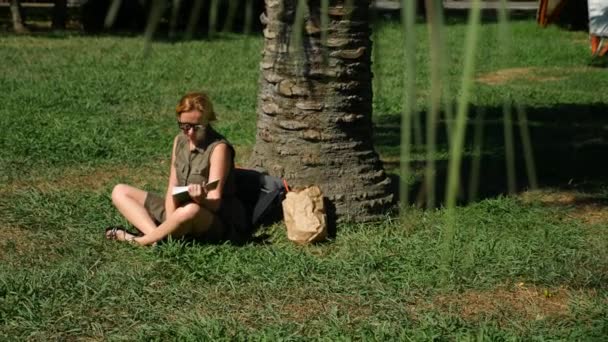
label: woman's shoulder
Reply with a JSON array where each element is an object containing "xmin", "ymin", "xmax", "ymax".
[
  {"xmin": 208, "ymin": 128, "xmax": 233, "ymax": 148},
  {"xmin": 207, "ymin": 141, "xmax": 234, "ymax": 160},
  {"xmin": 206, "ymin": 129, "xmax": 235, "ymax": 159}
]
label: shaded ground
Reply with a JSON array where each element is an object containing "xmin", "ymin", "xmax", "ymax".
[{"xmin": 376, "ymin": 99, "xmax": 608, "ymax": 208}]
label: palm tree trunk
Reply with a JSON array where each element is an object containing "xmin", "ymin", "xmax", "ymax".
[
  {"xmin": 250, "ymin": 0, "xmax": 393, "ymax": 222},
  {"xmin": 10, "ymin": 0, "xmax": 28, "ymax": 33}
]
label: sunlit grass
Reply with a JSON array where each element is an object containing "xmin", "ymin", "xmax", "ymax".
[{"xmin": 1, "ymin": 13, "xmax": 608, "ymax": 339}]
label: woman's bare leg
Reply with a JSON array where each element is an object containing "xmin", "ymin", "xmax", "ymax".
[
  {"xmin": 111, "ymin": 184, "xmax": 158, "ymax": 235},
  {"xmin": 134, "ymin": 203, "xmax": 214, "ymax": 246}
]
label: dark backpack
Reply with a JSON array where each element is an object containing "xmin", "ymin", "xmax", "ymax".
[{"xmin": 234, "ymin": 168, "xmax": 288, "ymax": 232}]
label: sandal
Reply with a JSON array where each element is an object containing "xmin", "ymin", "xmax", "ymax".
[{"xmin": 105, "ymin": 226, "xmax": 138, "ymax": 243}]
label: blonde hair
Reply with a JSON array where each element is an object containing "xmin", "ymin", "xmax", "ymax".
[{"xmin": 175, "ymin": 92, "xmax": 217, "ymax": 122}]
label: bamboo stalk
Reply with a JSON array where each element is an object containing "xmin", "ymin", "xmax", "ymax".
[
  {"xmin": 441, "ymin": 0, "xmax": 481, "ymax": 283},
  {"xmin": 185, "ymin": 0, "xmax": 205, "ymax": 40},
  {"xmin": 503, "ymin": 103, "xmax": 517, "ymax": 194},
  {"xmin": 104, "ymin": 0, "xmax": 122, "ymax": 28},
  {"xmin": 468, "ymin": 107, "xmax": 485, "ymax": 202},
  {"xmin": 425, "ymin": 0, "xmax": 443, "ymax": 208},
  {"xmin": 143, "ymin": 0, "xmax": 167, "ymax": 56},
  {"xmin": 445, "ymin": 0, "xmax": 481, "ymax": 209},
  {"xmin": 208, "ymin": 0, "xmax": 219, "ymax": 37},
  {"xmin": 497, "ymin": 0, "xmax": 517, "ymax": 195},
  {"xmin": 517, "ymin": 104, "xmax": 538, "ymax": 189},
  {"xmin": 321, "ymin": 0, "xmax": 329, "ymax": 66},
  {"xmin": 400, "ymin": 0, "xmax": 417, "ymax": 210}
]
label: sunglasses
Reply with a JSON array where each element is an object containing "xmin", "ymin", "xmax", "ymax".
[{"xmin": 177, "ymin": 121, "xmax": 206, "ymax": 133}]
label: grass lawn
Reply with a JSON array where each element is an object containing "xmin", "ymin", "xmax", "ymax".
[{"xmin": 1, "ymin": 17, "xmax": 607, "ymax": 339}]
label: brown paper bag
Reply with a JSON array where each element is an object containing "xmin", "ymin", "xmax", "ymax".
[{"xmin": 282, "ymin": 185, "xmax": 327, "ymax": 244}]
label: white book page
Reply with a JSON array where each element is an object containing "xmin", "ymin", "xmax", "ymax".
[{"xmin": 172, "ymin": 186, "xmax": 189, "ymax": 195}]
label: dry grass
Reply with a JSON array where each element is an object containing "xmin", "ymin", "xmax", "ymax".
[
  {"xmin": 2, "ymin": 162, "xmax": 168, "ymax": 195},
  {"xmin": 434, "ymin": 284, "xmax": 570, "ymax": 321},
  {"xmin": 408, "ymin": 283, "xmax": 589, "ymax": 325},
  {"xmin": 172, "ymin": 290, "xmax": 375, "ymax": 329},
  {"xmin": 475, "ymin": 67, "xmax": 594, "ymax": 85},
  {"xmin": 520, "ymin": 189, "xmax": 608, "ymax": 225},
  {"xmin": 0, "ymin": 225, "xmax": 63, "ymax": 266},
  {"xmin": 0, "ymin": 226, "xmax": 33, "ymax": 261}
]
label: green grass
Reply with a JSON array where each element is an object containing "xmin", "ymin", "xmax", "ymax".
[{"xmin": 1, "ymin": 19, "xmax": 608, "ymax": 339}]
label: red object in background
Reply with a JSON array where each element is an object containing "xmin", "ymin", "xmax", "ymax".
[{"xmin": 537, "ymin": 0, "xmax": 569, "ymax": 27}]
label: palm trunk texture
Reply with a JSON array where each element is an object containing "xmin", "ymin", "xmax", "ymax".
[{"xmin": 250, "ymin": 0, "xmax": 393, "ymax": 222}]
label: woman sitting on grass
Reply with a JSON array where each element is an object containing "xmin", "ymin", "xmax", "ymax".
[{"xmin": 106, "ymin": 91, "xmax": 247, "ymax": 245}]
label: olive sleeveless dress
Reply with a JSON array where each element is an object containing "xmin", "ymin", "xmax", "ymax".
[{"xmin": 144, "ymin": 127, "xmax": 248, "ymax": 241}]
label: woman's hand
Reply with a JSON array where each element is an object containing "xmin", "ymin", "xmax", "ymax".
[{"xmin": 188, "ymin": 183, "xmax": 205, "ymax": 204}]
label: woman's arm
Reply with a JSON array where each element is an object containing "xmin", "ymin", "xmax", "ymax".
[
  {"xmin": 164, "ymin": 136, "xmax": 179, "ymax": 218},
  {"xmin": 192, "ymin": 143, "xmax": 231, "ymax": 212}
]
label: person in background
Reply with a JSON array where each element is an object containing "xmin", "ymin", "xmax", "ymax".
[
  {"xmin": 588, "ymin": 0, "xmax": 608, "ymax": 57},
  {"xmin": 106, "ymin": 92, "xmax": 247, "ymax": 245}
]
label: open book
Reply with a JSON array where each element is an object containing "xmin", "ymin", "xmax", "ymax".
[{"xmin": 172, "ymin": 179, "xmax": 220, "ymax": 204}]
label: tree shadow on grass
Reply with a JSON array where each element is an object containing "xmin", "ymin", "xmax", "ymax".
[{"xmin": 375, "ymin": 103, "xmax": 608, "ymax": 208}]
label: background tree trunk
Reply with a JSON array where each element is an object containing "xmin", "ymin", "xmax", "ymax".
[
  {"xmin": 10, "ymin": 0, "xmax": 28, "ymax": 33},
  {"xmin": 250, "ymin": 0, "xmax": 393, "ymax": 222}
]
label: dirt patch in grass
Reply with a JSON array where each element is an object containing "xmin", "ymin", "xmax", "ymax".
[
  {"xmin": 0, "ymin": 225, "xmax": 63, "ymax": 265},
  {"xmin": 173, "ymin": 290, "xmax": 375, "ymax": 329},
  {"xmin": 520, "ymin": 189, "xmax": 608, "ymax": 225},
  {"xmin": 2, "ymin": 147, "xmax": 253, "ymax": 196},
  {"xmin": 475, "ymin": 67, "xmax": 590, "ymax": 85},
  {"xmin": 438, "ymin": 284, "xmax": 569, "ymax": 321},
  {"xmin": 0, "ymin": 226, "xmax": 34, "ymax": 260},
  {"xmin": 279, "ymin": 294, "xmax": 374, "ymax": 324},
  {"xmin": 410, "ymin": 284, "xmax": 583, "ymax": 324},
  {"xmin": 3, "ymin": 162, "xmax": 168, "ymax": 195},
  {"xmin": 0, "ymin": 222, "xmax": 102, "ymax": 268},
  {"xmin": 565, "ymin": 202, "xmax": 608, "ymax": 225}
]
